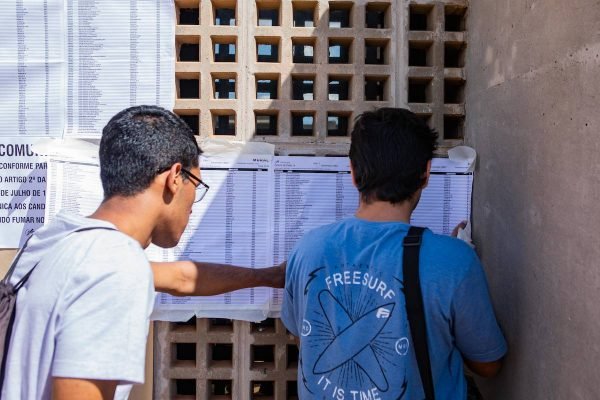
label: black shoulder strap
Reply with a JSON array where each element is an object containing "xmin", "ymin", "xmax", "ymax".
[
  {"xmin": 9, "ymin": 226, "xmax": 117, "ymax": 292},
  {"xmin": 2, "ymin": 234, "xmax": 36, "ymax": 285},
  {"xmin": 403, "ymin": 226, "xmax": 435, "ymax": 400}
]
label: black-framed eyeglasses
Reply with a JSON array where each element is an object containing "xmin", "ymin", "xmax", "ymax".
[{"xmin": 181, "ymin": 168, "xmax": 210, "ymax": 203}]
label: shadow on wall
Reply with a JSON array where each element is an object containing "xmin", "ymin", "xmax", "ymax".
[{"xmin": 466, "ymin": 1, "xmax": 600, "ymax": 399}]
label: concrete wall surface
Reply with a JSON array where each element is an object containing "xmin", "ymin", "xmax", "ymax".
[{"xmin": 465, "ymin": 1, "xmax": 600, "ymax": 398}]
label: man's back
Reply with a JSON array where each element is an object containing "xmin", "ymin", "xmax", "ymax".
[
  {"xmin": 2, "ymin": 211, "xmax": 154, "ymax": 400},
  {"xmin": 282, "ymin": 217, "xmax": 507, "ymax": 399}
]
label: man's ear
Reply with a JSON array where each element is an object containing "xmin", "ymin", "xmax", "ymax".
[{"xmin": 164, "ymin": 163, "xmax": 183, "ymax": 197}]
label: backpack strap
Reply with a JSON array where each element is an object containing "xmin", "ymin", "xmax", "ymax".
[
  {"xmin": 403, "ymin": 226, "xmax": 435, "ymax": 400},
  {"xmin": 1, "ymin": 234, "xmax": 36, "ymax": 285},
  {"xmin": 7, "ymin": 226, "xmax": 117, "ymax": 292}
]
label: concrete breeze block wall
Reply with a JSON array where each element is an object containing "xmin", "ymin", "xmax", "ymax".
[{"xmin": 160, "ymin": 1, "xmax": 468, "ymax": 399}]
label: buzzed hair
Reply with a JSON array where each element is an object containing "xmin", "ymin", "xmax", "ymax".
[{"xmin": 99, "ymin": 105, "xmax": 202, "ymax": 198}]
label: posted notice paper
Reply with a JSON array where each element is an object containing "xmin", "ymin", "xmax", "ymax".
[
  {"xmin": 0, "ymin": 0, "xmax": 65, "ymax": 137},
  {"xmin": 64, "ymin": 0, "xmax": 175, "ymax": 137},
  {"xmin": 44, "ymin": 153, "xmax": 473, "ymax": 320},
  {"xmin": 0, "ymin": 138, "xmax": 47, "ymax": 247},
  {"xmin": 0, "ymin": 0, "xmax": 175, "ymax": 138}
]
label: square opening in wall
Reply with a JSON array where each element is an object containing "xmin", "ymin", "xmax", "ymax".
[
  {"xmin": 444, "ymin": 115, "xmax": 464, "ymax": 139},
  {"xmin": 445, "ymin": 6, "xmax": 466, "ymax": 32},
  {"xmin": 173, "ymin": 342, "xmax": 196, "ymax": 365},
  {"xmin": 292, "ymin": 2, "xmax": 317, "ymax": 27},
  {"xmin": 328, "ymin": 75, "xmax": 350, "ymax": 100},
  {"xmin": 256, "ymin": 37, "xmax": 280, "ymax": 62},
  {"xmin": 292, "ymin": 112, "xmax": 315, "ymax": 136},
  {"xmin": 327, "ymin": 113, "xmax": 350, "ymax": 136},
  {"xmin": 212, "ymin": 111, "xmax": 236, "ymax": 135},
  {"xmin": 292, "ymin": 75, "xmax": 315, "ymax": 100},
  {"xmin": 287, "ymin": 381, "xmax": 298, "ymax": 399},
  {"xmin": 177, "ymin": 74, "xmax": 200, "ymax": 99},
  {"xmin": 210, "ymin": 343, "xmax": 233, "ymax": 366},
  {"xmin": 445, "ymin": 42, "xmax": 466, "ymax": 68},
  {"xmin": 178, "ymin": 36, "xmax": 200, "ymax": 62},
  {"xmin": 213, "ymin": 37, "xmax": 237, "ymax": 62},
  {"xmin": 174, "ymin": 379, "xmax": 196, "ymax": 396},
  {"xmin": 364, "ymin": 76, "xmax": 387, "ymax": 101},
  {"xmin": 252, "ymin": 381, "xmax": 274, "ymax": 398},
  {"xmin": 257, "ymin": 1, "xmax": 280, "ymax": 26},
  {"xmin": 255, "ymin": 112, "xmax": 278, "ymax": 135},
  {"xmin": 408, "ymin": 78, "xmax": 432, "ymax": 103},
  {"xmin": 251, "ymin": 345, "xmax": 275, "ymax": 369},
  {"xmin": 409, "ymin": 41, "xmax": 432, "ymax": 66},
  {"xmin": 213, "ymin": 75, "xmax": 236, "ymax": 99},
  {"xmin": 444, "ymin": 79, "xmax": 465, "ymax": 104},
  {"xmin": 212, "ymin": 0, "xmax": 236, "ymax": 25},
  {"xmin": 210, "ymin": 380, "xmax": 233, "ymax": 397},
  {"xmin": 178, "ymin": 5, "xmax": 199, "ymax": 25},
  {"xmin": 365, "ymin": 2, "xmax": 389, "ymax": 29},
  {"xmin": 409, "ymin": 4, "xmax": 433, "ymax": 31},
  {"xmin": 365, "ymin": 38, "xmax": 388, "ymax": 64},
  {"xmin": 292, "ymin": 37, "xmax": 315, "ymax": 63},
  {"xmin": 329, "ymin": 38, "xmax": 352, "ymax": 64},
  {"xmin": 329, "ymin": 2, "xmax": 352, "ymax": 28},
  {"xmin": 287, "ymin": 344, "xmax": 299, "ymax": 368},
  {"xmin": 255, "ymin": 74, "xmax": 279, "ymax": 99},
  {"xmin": 175, "ymin": 110, "xmax": 200, "ymax": 134}
]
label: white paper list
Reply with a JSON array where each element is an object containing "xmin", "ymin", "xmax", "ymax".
[
  {"xmin": 0, "ymin": 138, "xmax": 47, "ymax": 247},
  {"xmin": 64, "ymin": 0, "xmax": 175, "ymax": 137},
  {"xmin": 45, "ymin": 158, "xmax": 104, "ymax": 222},
  {"xmin": 0, "ymin": 0, "xmax": 64, "ymax": 137},
  {"xmin": 156, "ymin": 155, "xmax": 273, "ymax": 312},
  {"xmin": 412, "ymin": 158, "xmax": 473, "ymax": 235},
  {"xmin": 44, "ymin": 156, "xmax": 169, "ymax": 261},
  {"xmin": 270, "ymin": 156, "xmax": 359, "ymax": 307},
  {"xmin": 42, "ymin": 154, "xmax": 474, "ymax": 320}
]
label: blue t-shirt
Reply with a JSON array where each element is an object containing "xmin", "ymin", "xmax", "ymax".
[{"xmin": 281, "ymin": 217, "xmax": 507, "ymax": 400}]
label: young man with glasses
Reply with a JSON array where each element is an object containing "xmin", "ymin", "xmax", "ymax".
[{"xmin": 2, "ymin": 106, "xmax": 284, "ymax": 399}]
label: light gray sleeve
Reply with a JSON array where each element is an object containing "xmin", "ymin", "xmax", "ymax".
[{"xmin": 52, "ymin": 240, "xmax": 154, "ymax": 384}]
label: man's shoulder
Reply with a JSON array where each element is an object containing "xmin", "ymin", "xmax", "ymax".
[
  {"xmin": 421, "ymin": 229, "xmax": 481, "ymax": 278},
  {"xmin": 423, "ymin": 229, "xmax": 475, "ymax": 256},
  {"xmin": 295, "ymin": 219, "xmax": 347, "ymax": 247},
  {"xmin": 57, "ymin": 228, "xmax": 150, "ymax": 279}
]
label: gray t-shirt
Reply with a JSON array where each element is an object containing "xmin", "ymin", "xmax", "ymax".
[{"xmin": 2, "ymin": 211, "xmax": 155, "ymax": 400}]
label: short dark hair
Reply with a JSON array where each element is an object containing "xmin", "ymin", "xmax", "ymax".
[
  {"xmin": 349, "ymin": 108, "xmax": 438, "ymax": 204},
  {"xmin": 100, "ymin": 105, "xmax": 202, "ymax": 198}
]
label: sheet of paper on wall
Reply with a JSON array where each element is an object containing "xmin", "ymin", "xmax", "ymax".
[
  {"xmin": 0, "ymin": 138, "xmax": 48, "ymax": 247},
  {"xmin": 0, "ymin": 0, "xmax": 174, "ymax": 138},
  {"xmin": 268, "ymin": 156, "xmax": 359, "ymax": 311},
  {"xmin": 411, "ymin": 157, "xmax": 473, "ymax": 235},
  {"xmin": 152, "ymin": 155, "xmax": 275, "ymax": 322},
  {"xmin": 63, "ymin": 0, "xmax": 175, "ymax": 137},
  {"xmin": 45, "ymin": 158, "xmax": 104, "ymax": 223},
  {"xmin": 0, "ymin": 0, "xmax": 65, "ymax": 137},
  {"xmin": 44, "ymin": 154, "xmax": 166, "ymax": 260},
  {"xmin": 42, "ymin": 153, "xmax": 473, "ymax": 321}
]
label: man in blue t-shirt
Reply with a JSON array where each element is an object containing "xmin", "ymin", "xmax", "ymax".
[{"xmin": 281, "ymin": 108, "xmax": 507, "ymax": 399}]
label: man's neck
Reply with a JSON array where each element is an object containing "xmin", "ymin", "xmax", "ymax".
[
  {"xmin": 355, "ymin": 198, "xmax": 415, "ymax": 223},
  {"xmin": 88, "ymin": 195, "xmax": 158, "ymax": 248}
]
